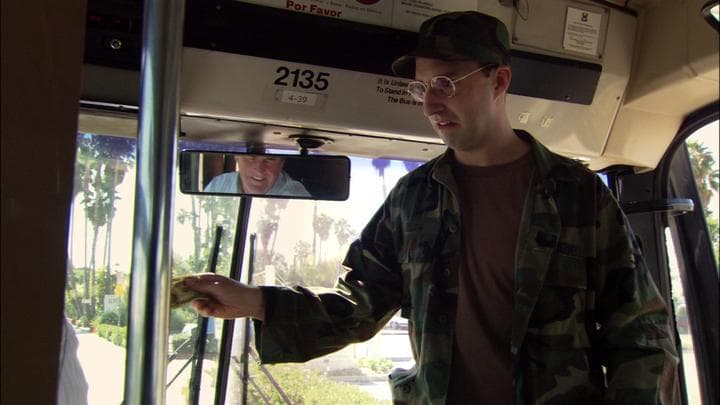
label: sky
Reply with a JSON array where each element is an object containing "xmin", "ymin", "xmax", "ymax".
[{"xmin": 693, "ymin": 120, "xmax": 719, "ymax": 158}]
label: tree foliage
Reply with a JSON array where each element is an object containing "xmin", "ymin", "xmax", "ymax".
[
  {"xmin": 372, "ymin": 158, "xmax": 392, "ymax": 198},
  {"xmin": 244, "ymin": 363, "xmax": 387, "ymax": 405},
  {"xmin": 313, "ymin": 213, "xmax": 335, "ymax": 263},
  {"xmin": 281, "ymin": 260, "xmax": 342, "ymax": 288},
  {"xmin": 687, "ymin": 141, "xmax": 719, "ymax": 211},
  {"xmin": 293, "ymin": 240, "xmax": 312, "ymax": 267},
  {"xmin": 334, "ymin": 218, "xmax": 357, "ymax": 249},
  {"xmin": 257, "ymin": 200, "xmax": 288, "ymax": 265},
  {"xmin": 69, "ymin": 134, "xmax": 135, "ymax": 321},
  {"xmin": 707, "ymin": 215, "xmax": 720, "ymax": 264},
  {"xmin": 687, "ymin": 140, "xmax": 719, "ymax": 263},
  {"xmin": 177, "ymin": 197, "xmax": 203, "ymax": 273},
  {"xmin": 197, "ymin": 196, "xmax": 240, "ymax": 273}
]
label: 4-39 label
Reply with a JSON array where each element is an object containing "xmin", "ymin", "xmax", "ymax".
[{"xmin": 274, "ymin": 66, "xmax": 330, "ymax": 91}]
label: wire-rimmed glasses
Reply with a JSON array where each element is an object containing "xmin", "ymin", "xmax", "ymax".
[{"xmin": 406, "ymin": 64, "xmax": 495, "ymax": 102}]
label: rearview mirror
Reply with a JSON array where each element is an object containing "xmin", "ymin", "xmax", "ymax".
[{"xmin": 179, "ymin": 151, "xmax": 350, "ymax": 201}]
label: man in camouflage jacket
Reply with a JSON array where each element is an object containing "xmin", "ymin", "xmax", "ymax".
[
  {"xmin": 247, "ymin": 132, "xmax": 677, "ymax": 404},
  {"xmin": 186, "ymin": 10, "xmax": 677, "ymax": 404}
]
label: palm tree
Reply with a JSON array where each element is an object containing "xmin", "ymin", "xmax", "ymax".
[
  {"xmin": 687, "ymin": 140, "xmax": 720, "ymax": 263},
  {"xmin": 293, "ymin": 240, "xmax": 312, "ymax": 268},
  {"xmin": 78, "ymin": 134, "xmax": 134, "ymax": 317},
  {"xmin": 372, "ymin": 158, "xmax": 391, "ymax": 198},
  {"xmin": 257, "ymin": 200, "xmax": 288, "ymax": 268},
  {"xmin": 102, "ymin": 158, "xmax": 131, "ymax": 293},
  {"xmin": 177, "ymin": 197, "xmax": 202, "ymax": 273},
  {"xmin": 403, "ymin": 160, "xmax": 422, "ymax": 173},
  {"xmin": 333, "ymin": 218, "xmax": 356, "ymax": 249},
  {"xmin": 312, "ymin": 213, "xmax": 334, "ymax": 264},
  {"xmin": 687, "ymin": 141, "xmax": 719, "ymax": 211},
  {"xmin": 66, "ymin": 144, "xmax": 95, "ymax": 319}
]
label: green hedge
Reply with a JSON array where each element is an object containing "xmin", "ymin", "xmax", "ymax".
[
  {"xmin": 98, "ymin": 311, "xmax": 119, "ymax": 325},
  {"xmin": 247, "ymin": 363, "xmax": 390, "ymax": 404},
  {"xmin": 97, "ymin": 324, "xmax": 127, "ymax": 347},
  {"xmin": 358, "ymin": 357, "xmax": 393, "ymax": 374}
]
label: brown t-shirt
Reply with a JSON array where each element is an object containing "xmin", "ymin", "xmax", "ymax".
[{"xmin": 446, "ymin": 152, "xmax": 534, "ymax": 404}]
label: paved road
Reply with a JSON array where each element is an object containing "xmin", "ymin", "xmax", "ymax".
[{"xmin": 76, "ymin": 332, "xmax": 126, "ymax": 405}]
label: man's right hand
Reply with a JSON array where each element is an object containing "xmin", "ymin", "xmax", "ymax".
[{"xmin": 182, "ymin": 273, "xmax": 265, "ymax": 321}]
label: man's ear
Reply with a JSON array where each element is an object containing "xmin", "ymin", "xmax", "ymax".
[{"xmin": 493, "ymin": 65, "xmax": 512, "ymax": 99}]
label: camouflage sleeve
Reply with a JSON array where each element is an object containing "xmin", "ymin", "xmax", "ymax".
[
  {"xmin": 253, "ymin": 190, "xmax": 404, "ymax": 364},
  {"xmin": 593, "ymin": 179, "xmax": 678, "ymax": 403}
]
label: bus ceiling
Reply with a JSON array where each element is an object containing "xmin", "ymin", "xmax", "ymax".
[{"xmin": 79, "ymin": 0, "xmax": 719, "ymax": 172}]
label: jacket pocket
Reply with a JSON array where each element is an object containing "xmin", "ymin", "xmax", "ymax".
[
  {"xmin": 529, "ymin": 253, "xmax": 590, "ymax": 348},
  {"xmin": 398, "ymin": 219, "xmax": 440, "ymax": 264},
  {"xmin": 545, "ymin": 253, "xmax": 587, "ymax": 288}
]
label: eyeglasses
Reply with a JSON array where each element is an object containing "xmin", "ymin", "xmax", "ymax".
[{"xmin": 406, "ymin": 64, "xmax": 495, "ymax": 102}]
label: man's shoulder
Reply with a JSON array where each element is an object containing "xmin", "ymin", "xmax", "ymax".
[
  {"xmin": 552, "ymin": 153, "xmax": 595, "ymax": 178},
  {"xmin": 278, "ymin": 172, "xmax": 311, "ymax": 197},
  {"xmin": 389, "ymin": 156, "xmax": 440, "ymax": 194},
  {"xmin": 204, "ymin": 172, "xmax": 238, "ymax": 192},
  {"xmin": 536, "ymin": 143, "xmax": 598, "ymax": 184},
  {"xmin": 516, "ymin": 130, "xmax": 597, "ymax": 184},
  {"xmin": 212, "ymin": 172, "xmax": 238, "ymax": 181}
]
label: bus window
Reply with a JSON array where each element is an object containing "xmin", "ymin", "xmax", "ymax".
[{"xmin": 665, "ymin": 119, "xmax": 719, "ymax": 405}]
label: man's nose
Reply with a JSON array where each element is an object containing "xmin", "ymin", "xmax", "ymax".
[
  {"xmin": 422, "ymin": 90, "xmax": 446, "ymax": 117},
  {"xmin": 248, "ymin": 161, "xmax": 264, "ymax": 173},
  {"xmin": 259, "ymin": 161, "xmax": 274, "ymax": 172}
]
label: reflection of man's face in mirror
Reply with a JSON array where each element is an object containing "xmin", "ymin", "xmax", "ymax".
[{"xmin": 234, "ymin": 155, "xmax": 284, "ymax": 194}]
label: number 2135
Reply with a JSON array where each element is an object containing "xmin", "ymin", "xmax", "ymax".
[{"xmin": 274, "ymin": 67, "xmax": 330, "ymax": 91}]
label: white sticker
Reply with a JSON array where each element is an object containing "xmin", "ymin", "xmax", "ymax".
[
  {"xmin": 563, "ymin": 7, "xmax": 602, "ymax": 56},
  {"xmin": 242, "ymin": 0, "xmax": 393, "ymax": 27},
  {"xmin": 278, "ymin": 89, "xmax": 318, "ymax": 106}
]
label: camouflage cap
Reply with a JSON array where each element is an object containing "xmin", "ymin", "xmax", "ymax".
[{"xmin": 392, "ymin": 11, "xmax": 511, "ymax": 79}]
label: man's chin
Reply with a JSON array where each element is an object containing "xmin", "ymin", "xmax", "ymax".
[
  {"xmin": 435, "ymin": 126, "xmax": 463, "ymax": 142},
  {"xmin": 438, "ymin": 134, "xmax": 462, "ymax": 150},
  {"xmin": 243, "ymin": 182, "xmax": 270, "ymax": 194}
]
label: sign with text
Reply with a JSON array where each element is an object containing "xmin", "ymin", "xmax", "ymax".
[
  {"xmin": 238, "ymin": 0, "xmax": 476, "ymax": 31},
  {"xmin": 563, "ymin": 7, "xmax": 603, "ymax": 56}
]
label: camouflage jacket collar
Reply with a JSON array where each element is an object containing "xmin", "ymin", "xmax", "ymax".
[{"xmin": 428, "ymin": 129, "xmax": 577, "ymax": 192}]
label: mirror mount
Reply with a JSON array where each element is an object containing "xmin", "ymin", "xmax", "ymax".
[
  {"xmin": 289, "ymin": 134, "xmax": 333, "ymax": 155},
  {"xmin": 246, "ymin": 141, "xmax": 267, "ymax": 155}
]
